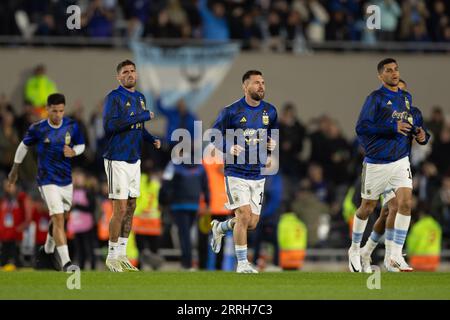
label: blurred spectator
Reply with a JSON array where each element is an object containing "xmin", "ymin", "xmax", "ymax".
[
  {"xmin": 0, "ymin": 94, "xmax": 15, "ymax": 116},
  {"xmin": 375, "ymin": 0, "xmax": 402, "ymax": 41},
  {"xmin": 308, "ymin": 115, "xmax": 332, "ymax": 167},
  {"xmin": 14, "ymin": 101, "xmax": 39, "ymax": 139},
  {"xmin": 31, "ymin": 197, "xmax": 50, "ymax": 264},
  {"xmin": 252, "ymin": 167, "xmax": 283, "ymax": 269},
  {"xmin": 0, "ymin": 180, "xmax": 32, "ymax": 268},
  {"xmin": 83, "ymin": 0, "xmax": 116, "ymax": 38},
  {"xmin": 160, "ymin": 150, "xmax": 210, "ymax": 270},
  {"xmin": 279, "ymin": 103, "xmax": 306, "ymax": 179},
  {"xmin": 70, "ymin": 100, "xmax": 92, "ymax": 170},
  {"xmin": 425, "ymin": 106, "xmax": 445, "ymax": 142},
  {"xmin": 429, "ymin": 125, "xmax": 450, "ymax": 175},
  {"xmin": 416, "ymin": 162, "xmax": 440, "ymax": 203},
  {"xmin": 0, "ymin": 110, "xmax": 20, "ymax": 174},
  {"xmin": 199, "ymin": 148, "xmax": 232, "ymax": 270},
  {"xmin": 292, "ymin": 179, "xmax": 330, "ymax": 247},
  {"xmin": 24, "ymin": 64, "xmax": 57, "ymax": 118},
  {"xmin": 428, "ymin": 0, "xmax": 448, "ymax": 42},
  {"xmin": 399, "ymin": 0, "xmax": 429, "ymax": 41},
  {"xmin": 236, "ymin": 13, "xmax": 263, "ymax": 51},
  {"xmin": 326, "ymin": 9, "xmax": 351, "ymax": 41},
  {"xmin": 156, "ymin": 97, "xmax": 197, "ymax": 148},
  {"xmin": 145, "ymin": 8, "xmax": 184, "ymax": 39},
  {"xmin": 67, "ymin": 169, "xmax": 97, "ymax": 270},
  {"xmin": 198, "ymin": 0, "xmax": 229, "ymax": 41},
  {"xmin": 133, "ymin": 165, "xmax": 164, "ymax": 270},
  {"xmin": 300, "ymin": 0, "xmax": 330, "ymax": 43},
  {"xmin": 90, "ymin": 101, "xmax": 107, "ymax": 172},
  {"xmin": 325, "ymin": 120, "xmax": 351, "ymax": 186},
  {"xmin": 431, "ymin": 175, "xmax": 450, "ymax": 247},
  {"xmin": 307, "ymin": 163, "xmax": 331, "ymax": 204},
  {"xmin": 267, "ymin": 10, "xmax": 283, "ymax": 52},
  {"xmin": 0, "ymin": 0, "xmax": 20, "ymax": 36}
]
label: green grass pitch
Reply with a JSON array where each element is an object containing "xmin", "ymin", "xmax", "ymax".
[{"xmin": 1, "ymin": 271, "xmax": 450, "ymax": 300}]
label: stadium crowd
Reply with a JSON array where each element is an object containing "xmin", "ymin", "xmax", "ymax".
[
  {"xmin": 0, "ymin": 66, "xmax": 449, "ymax": 271},
  {"xmin": 1, "ymin": 0, "xmax": 450, "ymax": 51}
]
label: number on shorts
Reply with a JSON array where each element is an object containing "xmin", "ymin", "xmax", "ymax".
[
  {"xmin": 259, "ymin": 192, "xmax": 263, "ymax": 205},
  {"xmin": 407, "ymin": 168, "xmax": 412, "ymax": 179}
]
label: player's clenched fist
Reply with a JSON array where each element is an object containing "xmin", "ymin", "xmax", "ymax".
[
  {"xmin": 415, "ymin": 127, "xmax": 426, "ymax": 143},
  {"xmin": 397, "ymin": 120, "xmax": 412, "ymax": 136},
  {"xmin": 267, "ymin": 137, "xmax": 277, "ymax": 151},
  {"xmin": 230, "ymin": 145, "xmax": 244, "ymax": 156},
  {"xmin": 63, "ymin": 145, "xmax": 76, "ymax": 158}
]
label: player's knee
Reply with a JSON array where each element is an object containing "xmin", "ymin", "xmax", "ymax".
[
  {"xmin": 398, "ymin": 198, "xmax": 412, "ymax": 213},
  {"xmin": 359, "ymin": 201, "xmax": 377, "ymax": 218},
  {"xmin": 236, "ymin": 211, "xmax": 251, "ymax": 227},
  {"xmin": 127, "ymin": 201, "xmax": 136, "ymax": 214},
  {"xmin": 247, "ymin": 221, "xmax": 258, "ymax": 230},
  {"xmin": 51, "ymin": 214, "xmax": 65, "ymax": 229},
  {"xmin": 114, "ymin": 206, "xmax": 127, "ymax": 219}
]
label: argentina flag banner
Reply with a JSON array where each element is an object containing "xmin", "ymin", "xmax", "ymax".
[{"xmin": 130, "ymin": 41, "xmax": 240, "ymax": 112}]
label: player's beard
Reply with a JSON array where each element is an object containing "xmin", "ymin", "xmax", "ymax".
[
  {"xmin": 249, "ymin": 90, "xmax": 264, "ymax": 101},
  {"xmin": 387, "ymin": 77, "xmax": 399, "ymax": 88},
  {"xmin": 123, "ymin": 78, "xmax": 136, "ymax": 89}
]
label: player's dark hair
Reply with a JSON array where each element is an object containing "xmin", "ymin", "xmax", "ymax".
[
  {"xmin": 399, "ymin": 78, "xmax": 407, "ymax": 86},
  {"xmin": 242, "ymin": 70, "xmax": 262, "ymax": 83},
  {"xmin": 377, "ymin": 58, "xmax": 397, "ymax": 73},
  {"xmin": 117, "ymin": 59, "xmax": 136, "ymax": 74},
  {"xmin": 47, "ymin": 93, "xmax": 65, "ymax": 106}
]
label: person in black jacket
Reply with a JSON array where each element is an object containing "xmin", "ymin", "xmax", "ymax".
[{"xmin": 160, "ymin": 149, "xmax": 210, "ymax": 270}]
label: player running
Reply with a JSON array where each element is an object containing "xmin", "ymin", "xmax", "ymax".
[
  {"xmin": 8, "ymin": 93, "xmax": 85, "ymax": 271},
  {"xmin": 103, "ymin": 59, "xmax": 161, "ymax": 272},
  {"xmin": 360, "ymin": 78, "xmax": 427, "ymax": 273},
  {"xmin": 349, "ymin": 58, "xmax": 430, "ymax": 273},
  {"xmin": 209, "ymin": 70, "xmax": 278, "ymax": 273}
]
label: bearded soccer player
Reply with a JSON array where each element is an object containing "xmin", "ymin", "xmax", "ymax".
[
  {"xmin": 103, "ymin": 60, "xmax": 161, "ymax": 272},
  {"xmin": 209, "ymin": 70, "xmax": 278, "ymax": 273},
  {"xmin": 349, "ymin": 59, "xmax": 430, "ymax": 272},
  {"xmin": 8, "ymin": 93, "xmax": 85, "ymax": 271}
]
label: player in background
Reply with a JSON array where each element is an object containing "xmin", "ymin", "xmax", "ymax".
[
  {"xmin": 349, "ymin": 59, "xmax": 430, "ymax": 273},
  {"xmin": 8, "ymin": 93, "xmax": 85, "ymax": 271},
  {"xmin": 209, "ymin": 70, "xmax": 278, "ymax": 273},
  {"xmin": 103, "ymin": 60, "xmax": 161, "ymax": 272}
]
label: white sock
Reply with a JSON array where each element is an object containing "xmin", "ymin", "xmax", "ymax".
[
  {"xmin": 108, "ymin": 241, "xmax": 119, "ymax": 259},
  {"xmin": 385, "ymin": 228, "xmax": 394, "ymax": 259},
  {"xmin": 363, "ymin": 237, "xmax": 378, "ymax": 255},
  {"xmin": 118, "ymin": 237, "xmax": 128, "ymax": 257},
  {"xmin": 235, "ymin": 245, "xmax": 248, "ymax": 264},
  {"xmin": 56, "ymin": 245, "xmax": 71, "ymax": 266},
  {"xmin": 392, "ymin": 213, "xmax": 411, "ymax": 256},
  {"xmin": 351, "ymin": 216, "xmax": 368, "ymax": 251},
  {"xmin": 385, "ymin": 240, "xmax": 392, "ymax": 260},
  {"xmin": 44, "ymin": 233, "xmax": 55, "ymax": 254}
]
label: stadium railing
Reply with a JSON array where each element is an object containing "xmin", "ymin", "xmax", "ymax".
[{"xmin": 1, "ymin": 36, "xmax": 450, "ymax": 53}]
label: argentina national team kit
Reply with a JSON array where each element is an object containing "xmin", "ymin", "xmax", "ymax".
[
  {"xmin": 23, "ymin": 117, "xmax": 85, "ymax": 214},
  {"xmin": 102, "ymin": 85, "xmax": 156, "ymax": 199},
  {"xmin": 212, "ymin": 97, "xmax": 278, "ymax": 215},
  {"xmin": 356, "ymin": 85, "xmax": 430, "ymax": 201}
]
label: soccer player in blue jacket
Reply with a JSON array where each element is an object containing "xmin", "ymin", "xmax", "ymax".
[
  {"xmin": 349, "ymin": 58, "xmax": 430, "ymax": 272},
  {"xmin": 8, "ymin": 93, "xmax": 85, "ymax": 271},
  {"xmin": 103, "ymin": 60, "xmax": 161, "ymax": 272},
  {"xmin": 209, "ymin": 70, "xmax": 278, "ymax": 273}
]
